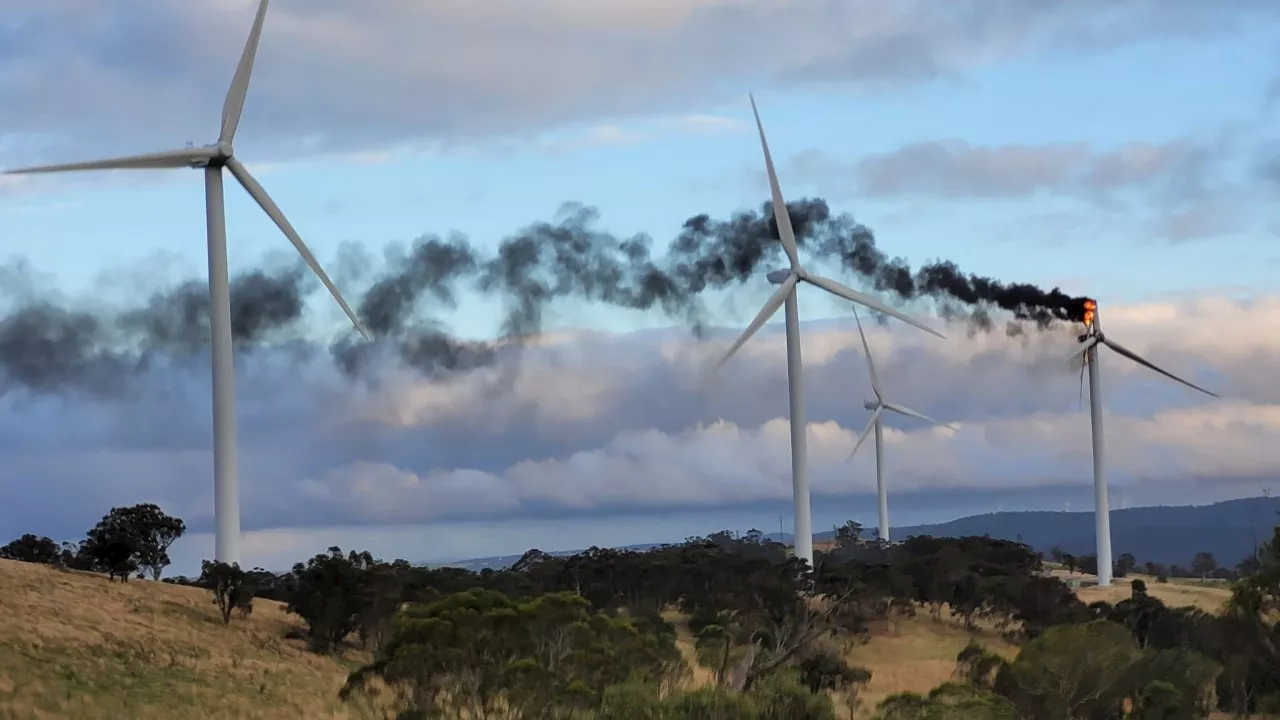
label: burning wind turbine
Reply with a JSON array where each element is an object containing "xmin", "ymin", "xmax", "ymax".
[{"xmin": 1067, "ymin": 298, "xmax": 1219, "ymax": 587}]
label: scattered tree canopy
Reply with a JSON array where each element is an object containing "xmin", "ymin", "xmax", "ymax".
[{"xmin": 5, "ymin": 509, "xmax": 1280, "ymax": 716}]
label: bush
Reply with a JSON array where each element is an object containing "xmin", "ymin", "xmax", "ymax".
[
  {"xmin": 597, "ymin": 685, "xmax": 761, "ymax": 720},
  {"xmin": 669, "ymin": 687, "xmax": 760, "ymax": 719},
  {"xmin": 596, "ymin": 683, "xmax": 669, "ymax": 720},
  {"xmin": 199, "ymin": 560, "xmax": 255, "ymax": 625},
  {"xmin": 595, "ymin": 674, "xmax": 838, "ymax": 720},
  {"xmin": 753, "ymin": 672, "xmax": 837, "ymax": 720},
  {"xmin": 874, "ymin": 683, "xmax": 1018, "ymax": 719}
]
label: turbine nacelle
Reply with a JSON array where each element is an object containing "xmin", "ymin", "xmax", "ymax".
[
  {"xmin": 863, "ymin": 399, "xmax": 879, "ymax": 411},
  {"xmin": 188, "ymin": 142, "xmax": 234, "ymax": 169},
  {"xmin": 766, "ymin": 268, "xmax": 794, "ymax": 285}
]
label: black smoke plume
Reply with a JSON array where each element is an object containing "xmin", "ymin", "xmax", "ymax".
[{"xmin": 0, "ymin": 198, "xmax": 1088, "ymax": 396}]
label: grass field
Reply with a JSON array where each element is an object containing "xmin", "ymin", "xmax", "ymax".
[
  {"xmin": 0, "ymin": 559, "xmax": 368, "ymax": 719},
  {"xmin": 0, "ymin": 558, "xmax": 1237, "ymax": 719},
  {"xmin": 1047, "ymin": 567, "xmax": 1232, "ymax": 613}
]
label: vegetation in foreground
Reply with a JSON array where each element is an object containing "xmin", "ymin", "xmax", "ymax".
[{"xmin": 1, "ymin": 506, "xmax": 1279, "ymax": 719}]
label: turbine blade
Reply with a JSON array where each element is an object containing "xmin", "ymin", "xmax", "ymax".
[
  {"xmin": 1102, "ymin": 337, "xmax": 1220, "ymax": 399},
  {"xmin": 4, "ymin": 148, "xmax": 215, "ymax": 175},
  {"xmin": 221, "ymin": 0, "xmax": 270, "ymax": 143},
  {"xmin": 804, "ymin": 273, "xmax": 945, "ymax": 339},
  {"xmin": 884, "ymin": 402, "xmax": 957, "ymax": 430},
  {"xmin": 846, "ymin": 408, "xmax": 882, "ymax": 463},
  {"xmin": 852, "ymin": 307, "xmax": 881, "ymax": 399},
  {"xmin": 1078, "ymin": 356, "xmax": 1087, "ymax": 410},
  {"xmin": 748, "ymin": 94, "xmax": 799, "ymax": 269},
  {"xmin": 225, "ymin": 157, "xmax": 369, "ymax": 340},
  {"xmin": 1067, "ymin": 336, "xmax": 1098, "ymax": 365},
  {"xmin": 711, "ymin": 273, "xmax": 797, "ymax": 372}
]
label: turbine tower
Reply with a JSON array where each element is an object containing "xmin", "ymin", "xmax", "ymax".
[
  {"xmin": 3, "ymin": 0, "xmax": 368, "ymax": 565},
  {"xmin": 845, "ymin": 308, "xmax": 956, "ymax": 543},
  {"xmin": 1066, "ymin": 299, "xmax": 1218, "ymax": 586},
  {"xmin": 712, "ymin": 95, "xmax": 946, "ymax": 567}
]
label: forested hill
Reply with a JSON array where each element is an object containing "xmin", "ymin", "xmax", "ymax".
[
  {"xmin": 446, "ymin": 496, "xmax": 1278, "ymax": 570},
  {"xmin": 872, "ymin": 495, "xmax": 1279, "ymax": 567}
]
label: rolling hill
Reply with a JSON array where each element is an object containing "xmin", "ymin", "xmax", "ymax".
[
  {"xmin": 881, "ymin": 495, "xmax": 1279, "ymax": 568},
  {"xmin": 444, "ymin": 496, "xmax": 1279, "ymax": 571},
  {"xmin": 0, "ymin": 558, "xmax": 368, "ymax": 719}
]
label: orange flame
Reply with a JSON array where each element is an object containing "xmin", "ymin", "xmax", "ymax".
[{"xmin": 1082, "ymin": 299, "xmax": 1097, "ymax": 328}]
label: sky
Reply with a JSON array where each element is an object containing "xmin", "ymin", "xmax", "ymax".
[{"xmin": 1, "ymin": 0, "xmax": 1278, "ymax": 575}]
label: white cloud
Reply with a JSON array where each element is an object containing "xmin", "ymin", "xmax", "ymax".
[
  {"xmin": 664, "ymin": 115, "xmax": 746, "ymax": 135},
  {"xmin": 1, "ymin": 292, "xmax": 1275, "ymax": 554},
  {"xmin": 792, "ymin": 138, "xmax": 1216, "ymax": 202},
  {"xmin": 533, "ymin": 124, "xmax": 651, "ymax": 155},
  {"xmin": 301, "ymin": 400, "xmax": 1279, "ymax": 521}
]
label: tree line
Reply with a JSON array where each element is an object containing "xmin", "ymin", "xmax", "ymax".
[
  {"xmin": 4, "ymin": 511, "xmax": 1280, "ymax": 718},
  {"xmin": 1, "ymin": 503, "xmax": 185, "ymax": 581},
  {"xmin": 1049, "ymin": 546, "xmax": 1239, "ymax": 584}
]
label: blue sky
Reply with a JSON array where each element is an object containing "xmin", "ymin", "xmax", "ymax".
[{"xmin": 2, "ymin": 0, "xmax": 1279, "ymax": 572}]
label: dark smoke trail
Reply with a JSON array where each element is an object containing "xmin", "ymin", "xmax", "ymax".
[
  {"xmin": 0, "ymin": 261, "xmax": 313, "ymax": 395},
  {"xmin": 649, "ymin": 197, "xmax": 1087, "ymax": 332},
  {"xmin": 120, "ymin": 267, "xmax": 311, "ymax": 357},
  {"xmin": 329, "ymin": 233, "xmax": 494, "ymax": 378},
  {"xmin": 719, "ymin": 198, "xmax": 1088, "ymax": 328},
  {"xmin": 329, "ymin": 204, "xmax": 696, "ymax": 381},
  {"xmin": 0, "ymin": 197, "xmax": 1088, "ymax": 396}
]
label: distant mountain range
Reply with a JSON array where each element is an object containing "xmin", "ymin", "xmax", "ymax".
[
  {"xmin": 881, "ymin": 495, "xmax": 1279, "ymax": 568},
  {"xmin": 437, "ymin": 496, "xmax": 1280, "ymax": 571}
]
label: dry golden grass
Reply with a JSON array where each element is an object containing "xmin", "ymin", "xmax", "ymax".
[
  {"xmin": 1051, "ymin": 569, "xmax": 1233, "ymax": 613},
  {"xmin": 0, "ymin": 558, "xmax": 369, "ymax": 720},
  {"xmin": 662, "ymin": 611, "xmax": 718, "ymax": 688},
  {"xmin": 848, "ymin": 614, "xmax": 1017, "ymax": 714}
]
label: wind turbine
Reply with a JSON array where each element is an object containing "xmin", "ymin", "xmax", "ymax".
[
  {"xmin": 3, "ymin": 0, "xmax": 368, "ymax": 565},
  {"xmin": 845, "ymin": 308, "xmax": 957, "ymax": 544},
  {"xmin": 1066, "ymin": 298, "xmax": 1218, "ymax": 586},
  {"xmin": 711, "ymin": 95, "xmax": 946, "ymax": 567}
]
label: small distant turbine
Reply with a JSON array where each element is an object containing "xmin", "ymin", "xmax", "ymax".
[
  {"xmin": 1066, "ymin": 298, "xmax": 1218, "ymax": 586},
  {"xmin": 845, "ymin": 307, "xmax": 956, "ymax": 543},
  {"xmin": 3, "ymin": 0, "xmax": 368, "ymax": 564},
  {"xmin": 711, "ymin": 95, "xmax": 945, "ymax": 567}
]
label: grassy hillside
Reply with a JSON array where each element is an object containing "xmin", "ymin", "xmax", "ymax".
[
  {"xmin": 0, "ymin": 558, "xmax": 1236, "ymax": 719},
  {"xmin": 1050, "ymin": 568, "xmax": 1232, "ymax": 613},
  {"xmin": 0, "ymin": 559, "xmax": 369, "ymax": 720}
]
